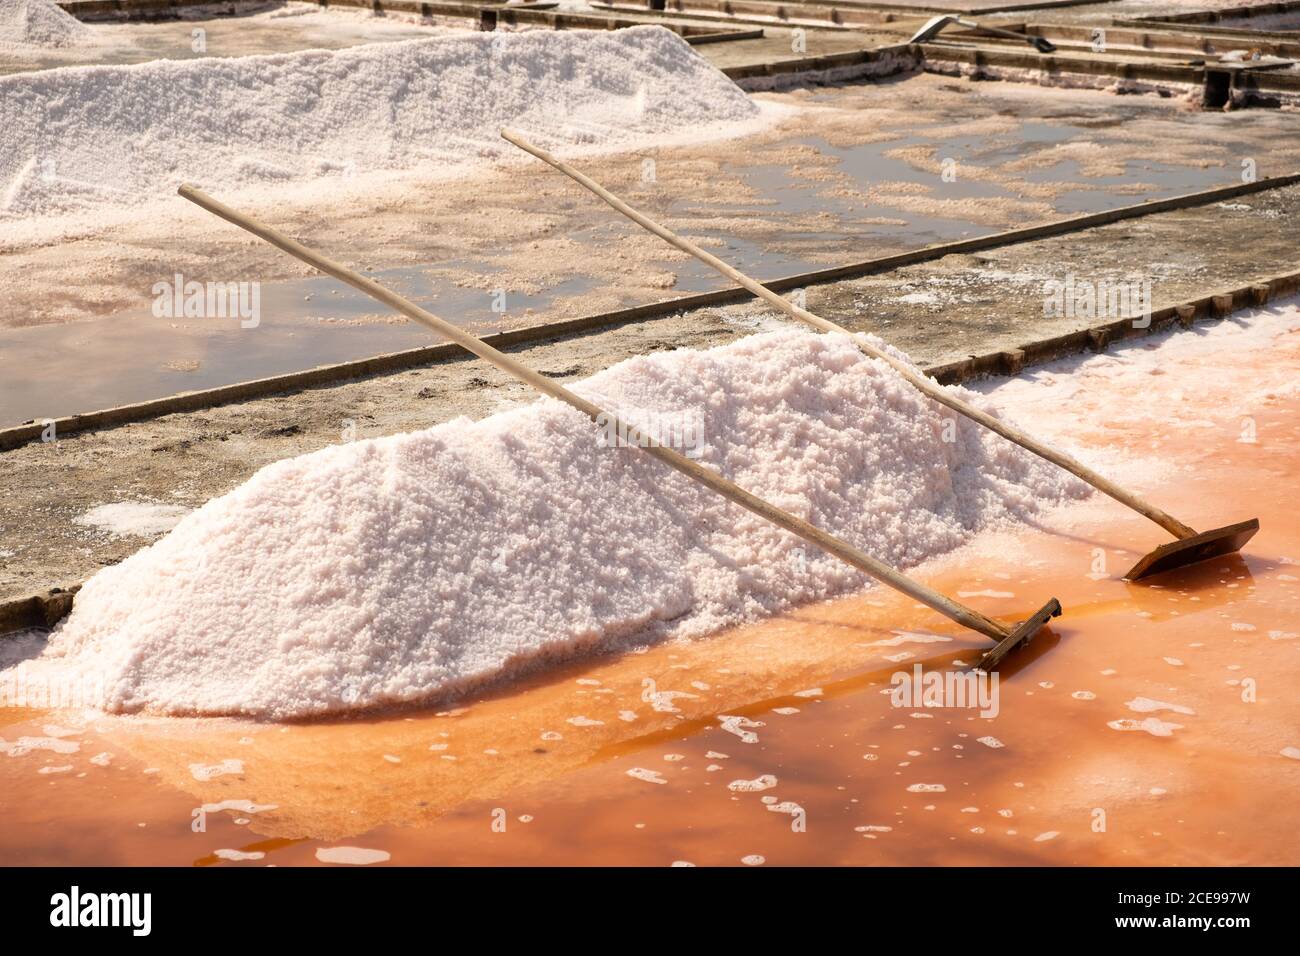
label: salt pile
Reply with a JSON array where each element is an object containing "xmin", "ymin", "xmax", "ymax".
[
  {"xmin": 9, "ymin": 330, "xmax": 1088, "ymax": 719},
  {"xmin": 0, "ymin": 0, "xmax": 90, "ymax": 49},
  {"xmin": 0, "ymin": 26, "xmax": 758, "ymax": 216}
]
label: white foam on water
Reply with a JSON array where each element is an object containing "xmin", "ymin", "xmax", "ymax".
[
  {"xmin": 641, "ymin": 678, "xmax": 700, "ymax": 714},
  {"xmin": 10, "ymin": 330, "xmax": 1087, "ymax": 718},
  {"xmin": 0, "ymin": 736, "xmax": 79, "ymax": 756},
  {"xmin": 1126, "ymin": 697, "xmax": 1195, "ymax": 716},
  {"xmin": 315, "ymin": 846, "xmax": 390, "ymax": 865},
  {"xmin": 867, "ymin": 631, "xmax": 952, "ymax": 648},
  {"xmin": 626, "ymin": 767, "xmax": 666, "ymax": 785},
  {"xmin": 201, "ymin": 799, "xmax": 278, "ymax": 815},
  {"xmin": 0, "ymin": 26, "xmax": 758, "ymax": 218},
  {"xmin": 189, "ymin": 759, "xmax": 244, "ymax": 781},
  {"xmin": 214, "ymin": 849, "xmax": 265, "ymax": 861},
  {"xmin": 1107, "ymin": 717, "xmax": 1184, "ymax": 738},
  {"xmin": 718, "ymin": 715, "xmax": 765, "ymax": 745},
  {"xmin": 727, "ymin": 774, "xmax": 778, "ymax": 793}
]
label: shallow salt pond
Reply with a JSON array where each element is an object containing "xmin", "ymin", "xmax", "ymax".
[{"xmin": 0, "ymin": 123, "xmax": 1236, "ymax": 425}]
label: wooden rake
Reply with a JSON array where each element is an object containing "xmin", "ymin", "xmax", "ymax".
[
  {"xmin": 500, "ymin": 129, "xmax": 1259, "ymax": 583},
  {"xmin": 178, "ymin": 184, "xmax": 1061, "ymax": 672}
]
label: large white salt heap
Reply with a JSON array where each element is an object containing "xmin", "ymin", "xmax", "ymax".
[
  {"xmin": 11, "ymin": 331, "xmax": 1088, "ymax": 719},
  {"xmin": 0, "ymin": 0, "xmax": 90, "ymax": 49},
  {"xmin": 0, "ymin": 26, "xmax": 758, "ymax": 216}
]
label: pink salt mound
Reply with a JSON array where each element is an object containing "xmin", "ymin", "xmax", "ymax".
[{"xmin": 8, "ymin": 330, "xmax": 1088, "ymax": 718}]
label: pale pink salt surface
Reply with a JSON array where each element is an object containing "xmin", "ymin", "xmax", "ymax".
[
  {"xmin": 0, "ymin": 0, "xmax": 91, "ymax": 49},
  {"xmin": 970, "ymin": 299, "xmax": 1300, "ymax": 487},
  {"xmin": 0, "ymin": 26, "xmax": 759, "ymax": 217}
]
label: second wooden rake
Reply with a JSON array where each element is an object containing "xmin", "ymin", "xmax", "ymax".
[{"xmin": 501, "ymin": 128, "xmax": 1259, "ymax": 583}]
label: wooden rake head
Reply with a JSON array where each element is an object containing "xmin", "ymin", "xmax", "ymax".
[
  {"xmin": 975, "ymin": 598, "xmax": 1062, "ymax": 673},
  {"xmin": 1124, "ymin": 518, "xmax": 1261, "ymax": 581}
]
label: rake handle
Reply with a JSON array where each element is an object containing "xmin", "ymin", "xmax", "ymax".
[
  {"xmin": 953, "ymin": 17, "xmax": 1037, "ymax": 44},
  {"xmin": 177, "ymin": 184, "xmax": 1012, "ymax": 642},
  {"xmin": 500, "ymin": 130, "xmax": 1200, "ymax": 542}
]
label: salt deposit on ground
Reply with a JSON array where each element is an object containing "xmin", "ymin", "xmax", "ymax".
[
  {"xmin": 972, "ymin": 303, "xmax": 1300, "ymax": 481},
  {"xmin": 74, "ymin": 502, "xmax": 192, "ymax": 538},
  {"xmin": 0, "ymin": 0, "xmax": 90, "ymax": 49},
  {"xmin": 0, "ymin": 26, "xmax": 758, "ymax": 217},
  {"xmin": 7, "ymin": 330, "xmax": 1086, "ymax": 719}
]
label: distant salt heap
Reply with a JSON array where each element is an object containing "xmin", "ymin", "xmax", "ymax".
[
  {"xmin": 0, "ymin": 26, "xmax": 758, "ymax": 216},
  {"xmin": 10, "ymin": 331, "xmax": 1089, "ymax": 718},
  {"xmin": 0, "ymin": 0, "xmax": 91, "ymax": 48}
]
